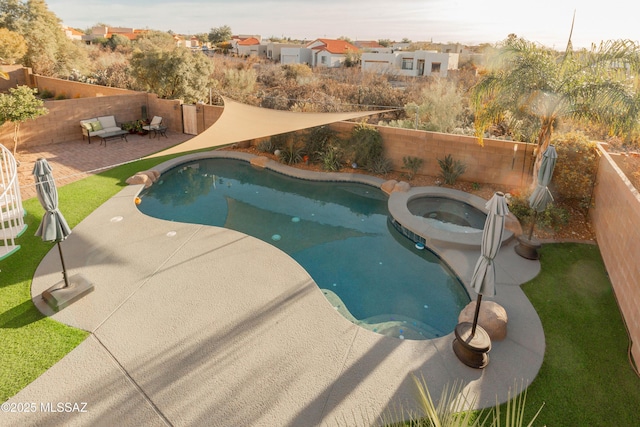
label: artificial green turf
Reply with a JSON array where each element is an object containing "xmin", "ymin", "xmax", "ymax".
[
  {"xmin": 521, "ymin": 243, "xmax": 640, "ymax": 426},
  {"xmin": 0, "ymin": 154, "xmax": 178, "ymax": 402}
]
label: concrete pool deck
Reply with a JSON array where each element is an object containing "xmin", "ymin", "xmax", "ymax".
[{"xmin": 7, "ymin": 151, "xmax": 544, "ymax": 426}]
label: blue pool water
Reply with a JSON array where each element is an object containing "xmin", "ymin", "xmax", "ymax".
[{"xmin": 137, "ymin": 158, "xmax": 470, "ymax": 339}]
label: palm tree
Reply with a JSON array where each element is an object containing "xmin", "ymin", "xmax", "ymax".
[{"xmin": 471, "ymin": 32, "xmax": 640, "ymax": 179}]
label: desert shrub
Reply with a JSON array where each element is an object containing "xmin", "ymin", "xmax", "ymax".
[
  {"xmin": 278, "ymin": 140, "xmax": 304, "ymax": 165},
  {"xmin": 38, "ymin": 89, "xmax": 55, "ymax": 99},
  {"xmin": 368, "ymin": 156, "xmax": 393, "ymax": 175},
  {"xmin": 550, "ymin": 132, "xmax": 599, "ymax": 212},
  {"xmin": 269, "ymin": 132, "xmax": 292, "ymax": 152},
  {"xmin": 507, "ymin": 192, "xmax": 569, "ymax": 233},
  {"xmin": 320, "ymin": 145, "xmax": 343, "ymax": 171},
  {"xmin": 305, "ymin": 126, "xmax": 339, "ymax": 163},
  {"xmin": 256, "ymin": 139, "xmax": 274, "ymax": 153},
  {"xmin": 437, "ymin": 154, "xmax": 467, "ymax": 185},
  {"xmin": 402, "ymin": 156, "xmax": 424, "ymax": 180},
  {"xmin": 349, "ymin": 122, "xmax": 383, "ymax": 169}
]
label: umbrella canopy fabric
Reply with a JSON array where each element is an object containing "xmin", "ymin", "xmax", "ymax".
[
  {"xmin": 33, "ymin": 158, "xmax": 71, "ymax": 242},
  {"xmin": 529, "ymin": 145, "xmax": 558, "ymax": 213},
  {"xmin": 470, "ymin": 192, "xmax": 509, "ymax": 297}
]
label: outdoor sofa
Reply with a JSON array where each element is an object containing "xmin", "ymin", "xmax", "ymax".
[{"xmin": 80, "ymin": 116, "xmax": 122, "ymax": 144}]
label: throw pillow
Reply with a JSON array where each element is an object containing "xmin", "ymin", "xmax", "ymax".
[
  {"xmin": 81, "ymin": 122, "xmax": 93, "ymax": 131},
  {"xmin": 91, "ymin": 121, "xmax": 103, "ymax": 131}
]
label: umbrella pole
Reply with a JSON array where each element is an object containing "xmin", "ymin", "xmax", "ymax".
[
  {"xmin": 471, "ymin": 293, "xmax": 483, "ymax": 336},
  {"xmin": 527, "ymin": 210, "xmax": 538, "ymax": 240},
  {"xmin": 57, "ymin": 242, "xmax": 70, "ymax": 288}
]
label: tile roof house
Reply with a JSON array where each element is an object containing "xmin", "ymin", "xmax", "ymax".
[
  {"xmin": 62, "ymin": 25, "xmax": 83, "ymax": 41},
  {"xmin": 279, "ymin": 38, "xmax": 360, "ymax": 67},
  {"xmin": 81, "ymin": 26, "xmax": 146, "ymax": 43},
  {"xmin": 236, "ymin": 37, "xmax": 266, "ymax": 56}
]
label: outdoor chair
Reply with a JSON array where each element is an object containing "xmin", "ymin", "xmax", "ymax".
[{"xmin": 142, "ymin": 116, "xmax": 163, "ymax": 138}]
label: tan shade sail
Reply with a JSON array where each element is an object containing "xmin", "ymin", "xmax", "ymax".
[{"xmin": 146, "ymin": 97, "xmax": 393, "ymax": 159}]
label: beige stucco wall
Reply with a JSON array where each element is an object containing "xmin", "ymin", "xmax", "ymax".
[
  {"xmin": 330, "ymin": 122, "xmax": 535, "ymax": 188},
  {"xmin": 0, "ymin": 76, "xmax": 188, "ymax": 149},
  {"xmin": 33, "ymin": 75, "xmax": 140, "ymax": 98},
  {"xmin": 590, "ymin": 145, "xmax": 640, "ymax": 366}
]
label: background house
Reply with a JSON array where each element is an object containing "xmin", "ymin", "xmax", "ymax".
[
  {"xmin": 281, "ymin": 46, "xmax": 312, "ymax": 65},
  {"xmin": 361, "ymin": 50, "xmax": 459, "ymax": 77},
  {"xmin": 266, "ymin": 42, "xmax": 306, "ymax": 62},
  {"xmin": 304, "ymin": 38, "xmax": 360, "ymax": 67},
  {"xmin": 236, "ymin": 37, "xmax": 266, "ymax": 57}
]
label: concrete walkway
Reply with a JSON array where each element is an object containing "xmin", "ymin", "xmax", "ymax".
[{"xmin": 6, "ymin": 141, "xmax": 545, "ymax": 426}]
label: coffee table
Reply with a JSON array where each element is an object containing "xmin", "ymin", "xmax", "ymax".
[{"xmin": 99, "ymin": 130, "xmax": 129, "ymax": 146}]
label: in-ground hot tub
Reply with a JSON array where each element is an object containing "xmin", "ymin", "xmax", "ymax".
[
  {"xmin": 407, "ymin": 196, "xmax": 487, "ymax": 231},
  {"xmin": 388, "ymin": 187, "xmax": 514, "ymax": 248}
]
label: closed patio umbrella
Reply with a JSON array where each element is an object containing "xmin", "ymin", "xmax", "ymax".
[
  {"xmin": 453, "ymin": 191, "xmax": 508, "ymax": 368},
  {"xmin": 527, "ymin": 145, "xmax": 558, "ymax": 239},
  {"xmin": 33, "ymin": 158, "xmax": 92, "ymax": 310},
  {"xmin": 34, "ymin": 158, "xmax": 72, "ymax": 287},
  {"xmin": 515, "ymin": 145, "xmax": 557, "ymax": 259},
  {"xmin": 469, "ymin": 191, "xmax": 509, "ymax": 334}
]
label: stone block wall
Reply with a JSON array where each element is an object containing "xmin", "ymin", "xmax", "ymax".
[
  {"xmin": 33, "ymin": 75, "xmax": 139, "ymax": 98},
  {"xmin": 590, "ymin": 145, "xmax": 640, "ymax": 366},
  {"xmin": 0, "ymin": 94, "xmax": 148, "ymax": 149},
  {"xmin": 0, "ymin": 66, "xmax": 30, "ymax": 92},
  {"xmin": 330, "ymin": 121, "xmax": 535, "ymax": 188}
]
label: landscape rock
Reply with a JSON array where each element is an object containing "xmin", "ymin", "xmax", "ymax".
[
  {"xmin": 140, "ymin": 170, "xmax": 159, "ymax": 182},
  {"xmin": 393, "ymin": 181, "xmax": 411, "ymax": 193},
  {"xmin": 381, "ymin": 179, "xmax": 398, "ymax": 195},
  {"xmin": 125, "ymin": 173, "xmax": 152, "ymax": 188},
  {"xmin": 250, "ymin": 156, "xmax": 270, "ymax": 168},
  {"xmin": 458, "ymin": 300, "xmax": 508, "ymax": 341}
]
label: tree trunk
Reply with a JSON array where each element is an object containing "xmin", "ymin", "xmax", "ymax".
[
  {"xmin": 12, "ymin": 123, "xmax": 20, "ymax": 156},
  {"xmin": 532, "ymin": 119, "xmax": 554, "ymax": 185}
]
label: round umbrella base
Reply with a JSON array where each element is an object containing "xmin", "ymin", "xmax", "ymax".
[
  {"xmin": 452, "ymin": 322, "xmax": 491, "ymax": 369},
  {"xmin": 514, "ymin": 236, "xmax": 542, "ymax": 260}
]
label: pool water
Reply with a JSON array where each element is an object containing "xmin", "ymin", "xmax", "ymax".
[
  {"xmin": 408, "ymin": 196, "xmax": 486, "ymax": 232},
  {"xmin": 137, "ymin": 158, "xmax": 470, "ymax": 339}
]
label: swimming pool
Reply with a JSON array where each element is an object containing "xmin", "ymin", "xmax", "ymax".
[{"xmin": 137, "ymin": 158, "xmax": 470, "ymax": 339}]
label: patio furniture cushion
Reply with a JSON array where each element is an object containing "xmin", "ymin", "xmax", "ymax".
[
  {"xmin": 80, "ymin": 115, "xmax": 122, "ymax": 143},
  {"xmin": 143, "ymin": 116, "xmax": 163, "ymax": 131},
  {"xmin": 98, "ymin": 115, "xmax": 117, "ymax": 129}
]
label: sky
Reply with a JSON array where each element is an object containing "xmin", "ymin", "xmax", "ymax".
[{"xmin": 47, "ymin": 0, "xmax": 640, "ymax": 49}]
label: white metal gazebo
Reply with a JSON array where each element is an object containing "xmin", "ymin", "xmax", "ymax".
[{"xmin": 0, "ymin": 143, "xmax": 26, "ymax": 260}]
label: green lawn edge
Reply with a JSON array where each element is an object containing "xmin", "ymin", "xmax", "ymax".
[{"xmin": 519, "ymin": 243, "xmax": 640, "ymax": 425}]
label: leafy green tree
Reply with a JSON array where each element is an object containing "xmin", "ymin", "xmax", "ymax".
[
  {"xmin": 0, "ymin": 0, "xmax": 89, "ymax": 76},
  {"xmin": 0, "ymin": 27, "xmax": 27, "ymax": 64},
  {"xmin": 134, "ymin": 30, "xmax": 176, "ymax": 51},
  {"xmin": 208, "ymin": 25, "xmax": 232, "ymax": 45},
  {"xmin": 0, "ymin": 85, "xmax": 48, "ymax": 154},
  {"xmin": 106, "ymin": 34, "xmax": 130, "ymax": 51},
  {"xmin": 472, "ymin": 35, "xmax": 640, "ymax": 177},
  {"xmin": 130, "ymin": 47, "xmax": 213, "ymax": 103}
]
